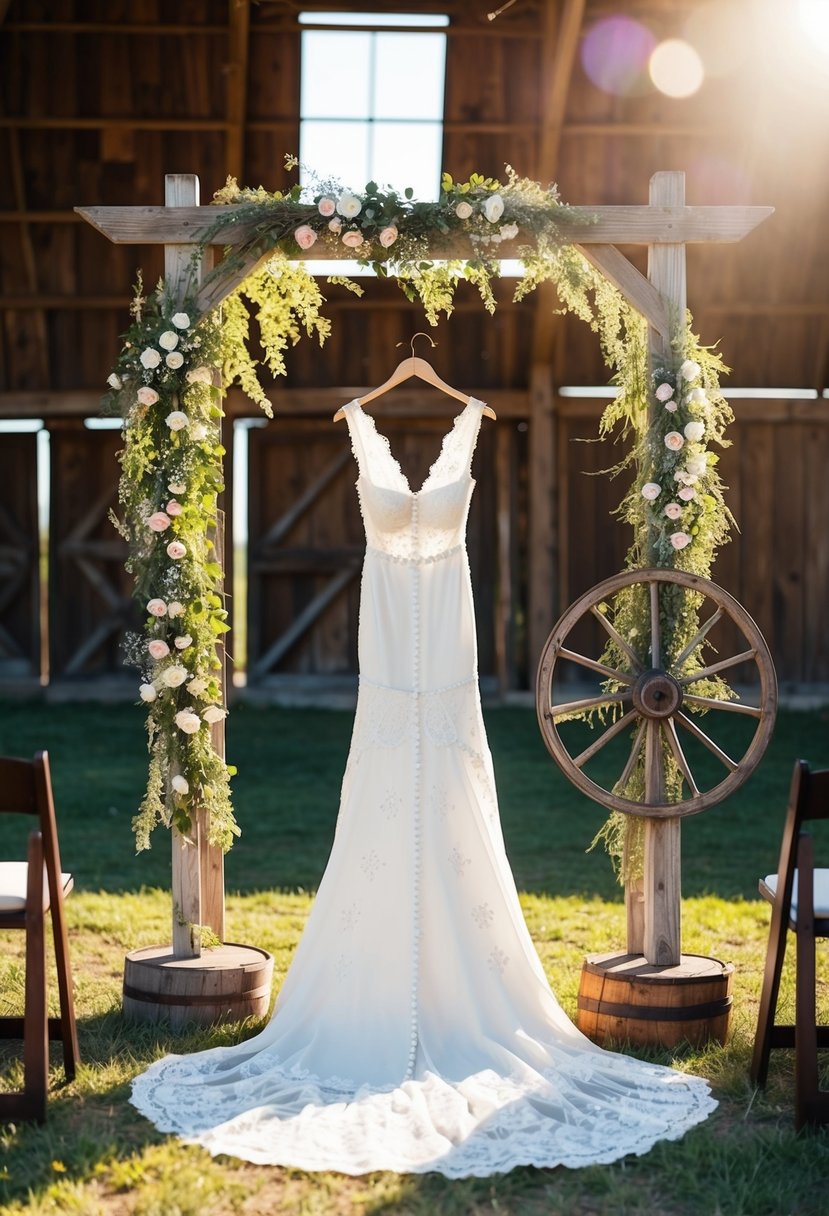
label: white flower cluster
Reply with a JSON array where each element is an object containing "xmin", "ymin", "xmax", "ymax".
[{"xmin": 640, "ymin": 358, "xmax": 711, "ymax": 553}]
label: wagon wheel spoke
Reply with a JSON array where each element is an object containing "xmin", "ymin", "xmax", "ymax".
[
  {"xmin": 649, "ymin": 581, "xmax": 661, "ymax": 669},
  {"xmin": 557, "ymin": 647, "xmax": 635, "ymax": 686},
  {"xmin": 662, "ymin": 717, "xmax": 700, "ymax": 798},
  {"xmin": 549, "ymin": 691, "xmax": 631, "ymax": 718},
  {"xmin": 675, "ymin": 711, "xmax": 738, "ymax": 771},
  {"xmin": 644, "ymin": 718, "xmax": 665, "ymax": 803},
  {"xmin": 672, "ymin": 608, "xmax": 724, "ymax": 671},
  {"xmin": 683, "ymin": 693, "xmax": 763, "ymax": 718},
  {"xmin": 573, "ymin": 708, "xmax": 638, "ymax": 769},
  {"xmin": 679, "ymin": 648, "xmax": 757, "ymax": 685},
  {"xmin": 615, "ymin": 716, "xmax": 647, "ymax": 793},
  {"xmin": 590, "ymin": 605, "xmax": 644, "ymax": 674}
]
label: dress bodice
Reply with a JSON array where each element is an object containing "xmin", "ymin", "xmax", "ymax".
[{"xmin": 344, "ymin": 399, "xmax": 485, "ymax": 563}]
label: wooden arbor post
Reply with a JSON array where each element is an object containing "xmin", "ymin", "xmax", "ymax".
[{"xmin": 78, "ymin": 171, "xmax": 772, "ymax": 1004}]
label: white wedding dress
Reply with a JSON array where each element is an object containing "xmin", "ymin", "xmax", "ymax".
[{"xmin": 130, "ymin": 398, "xmax": 717, "ymax": 1175}]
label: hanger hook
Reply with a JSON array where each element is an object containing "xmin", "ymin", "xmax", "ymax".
[{"xmin": 410, "ymin": 332, "xmax": 436, "ymax": 359}]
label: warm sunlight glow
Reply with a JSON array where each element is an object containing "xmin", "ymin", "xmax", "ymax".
[
  {"xmin": 649, "ymin": 39, "xmax": 705, "ymax": 99},
  {"xmin": 798, "ymin": 0, "xmax": 829, "ymax": 52},
  {"xmin": 581, "ymin": 15, "xmax": 656, "ymax": 97}
]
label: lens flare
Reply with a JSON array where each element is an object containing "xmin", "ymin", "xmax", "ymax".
[
  {"xmin": 649, "ymin": 39, "xmax": 705, "ymax": 99},
  {"xmin": 799, "ymin": 0, "xmax": 829, "ymax": 51},
  {"xmin": 581, "ymin": 15, "xmax": 657, "ymax": 97}
]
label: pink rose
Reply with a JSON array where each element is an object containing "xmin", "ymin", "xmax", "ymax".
[
  {"xmin": 137, "ymin": 387, "xmax": 159, "ymax": 406},
  {"xmin": 147, "ymin": 598, "xmax": 167, "ymax": 617},
  {"xmin": 318, "ymin": 197, "xmax": 336, "ymax": 217},
  {"xmin": 678, "ymin": 486, "xmax": 696, "ymax": 502},
  {"xmin": 328, "ymin": 217, "xmax": 342, "ymax": 233},
  {"xmin": 166, "ymin": 540, "xmax": 187, "ymax": 559},
  {"xmin": 641, "ymin": 482, "xmax": 661, "ymax": 501},
  {"xmin": 670, "ymin": 532, "xmax": 692, "ymax": 550},
  {"xmin": 294, "ymin": 224, "xmax": 317, "ymax": 250},
  {"xmin": 148, "ymin": 639, "xmax": 170, "ymax": 659},
  {"xmin": 379, "ymin": 226, "xmax": 398, "ymax": 248},
  {"xmin": 655, "ymin": 382, "xmax": 674, "ymax": 402},
  {"xmin": 664, "ymin": 400, "xmax": 678, "ymax": 412},
  {"xmin": 341, "ymin": 229, "xmax": 364, "ymax": 249},
  {"xmin": 147, "ymin": 511, "xmax": 172, "ymax": 532},
  {"xmin": 664, "ymin": 502, "xmax": 683, "ymax": 520},
  {"xmin": 664, "ymin": 431, "xmax": 685, "ymax": 452},
  {"xmin": 167, "ymin": 601, "xmax": 185, "ymax": 617},
  {"xmin": 166, "ymin": 500, "xmax": 183, "ymax": 517}
]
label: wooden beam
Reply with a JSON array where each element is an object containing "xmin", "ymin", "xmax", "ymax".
[
  {"xmin": 0, "ymin": 211, "xmax": 84, "ymax": 223},
  {"xmin": 528, "ymin": 364, "xmax": 558, "ymax": 675},
  {"xmin": 5, "ymin": 21, "xmax": 227, "ymax": 34},
  {"xmin": 576, "ymin": 243, "xmax": 671, "ymax": 338},
  {"xmin": 74, "ymin": 204, "xmax": 775, "ymax": 248},
  {"xmin": 0, "ymin": 118, "xmax": 230, "ymax": 131},
  {"xmin": 225, "ymin": 0, "xmax": 250, "ymax": 182},
  {"xmin": 6, "ymin": 128, "xmax": 50, "ymax": 383}
]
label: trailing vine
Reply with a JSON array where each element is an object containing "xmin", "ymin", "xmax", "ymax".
[{"xmin": 105, "ymin": 162, "xmax": 737, "ymax": 870}]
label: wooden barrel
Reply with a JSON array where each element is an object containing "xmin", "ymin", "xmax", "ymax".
[
  {"xmin": 123, "ymin": 942, "xmax": 274, "ymax": 1030},
  {"xmin": 577, "ymin": 952, "xmax": 733, "ymax": 1049}
]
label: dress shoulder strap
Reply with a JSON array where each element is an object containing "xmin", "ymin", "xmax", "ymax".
[{"xmin": 342, "ymin": 401, "xmax": 369, "ymax": 476}]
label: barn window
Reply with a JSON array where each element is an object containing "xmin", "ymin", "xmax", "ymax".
[{"xmin": 298, "ymin": 12, "xmax": 449, "ymax": 199}]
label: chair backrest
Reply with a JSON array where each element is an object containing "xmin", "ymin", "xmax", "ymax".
[
  {"xmin": 0, "ymin": 752, "xmax": 66, "ymax": 894},
  {"xmin": 772, "ymin": 760, "xmax": 829, "ymax": 911}
]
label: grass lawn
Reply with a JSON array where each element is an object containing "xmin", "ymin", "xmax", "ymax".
[{"xmin": 0, "ymin": 700, "xmax": 828, "ymax": 1215}]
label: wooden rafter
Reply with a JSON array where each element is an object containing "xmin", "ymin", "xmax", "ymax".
[{"xmin": 225, "ymin": 0, "xmax": 250, "ymax": 181}]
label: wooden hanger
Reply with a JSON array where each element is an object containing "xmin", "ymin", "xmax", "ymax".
[{"xmin": 333, "ymin": 334, "xmax": 497, "ymax": 421}]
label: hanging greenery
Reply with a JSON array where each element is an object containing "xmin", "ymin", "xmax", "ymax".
[{"xmin": 105, "ymin": 162, "xmax": 736, "ymax": 864}]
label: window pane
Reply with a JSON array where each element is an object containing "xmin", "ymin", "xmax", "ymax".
[
  {"xmin": 373, "ymin": 33, "xmax": 447, "ymax": 120},
  {"xmin": 300, "ymin": 31, "xmax": 371, "ymax": 118},
  {"xmin": 370, "ymin": 122, "xmax": 443, "ymax": 198},
  {"xmin": 300, "ymin": 120, "xmax": 370, "ymax": 188},
  {"xmin": 300, "ymin": 12, "xmax": 449, "ymax": 27}
]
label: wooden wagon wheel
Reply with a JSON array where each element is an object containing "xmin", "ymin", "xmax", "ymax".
[{"xmin": 536, "ymin": 568, "xmax": 777, "ymax": 819}]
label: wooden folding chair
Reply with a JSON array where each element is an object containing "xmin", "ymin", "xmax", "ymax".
[
  {"xmin": 0, "ymin": 751, "xmax": 79, "ymax": 1122},
  {"xmin": 751, "ymin": 759, "xmax": 829, "ymax": 1128}
]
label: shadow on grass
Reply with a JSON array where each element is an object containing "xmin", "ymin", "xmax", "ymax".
[{"xmin": 1, "ymin": 702, "xmax": 828, "ymax": 905}]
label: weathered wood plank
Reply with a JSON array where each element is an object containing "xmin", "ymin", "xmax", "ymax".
[
  {"xmin": 528, "ymin": 364, "xmax": 557, "ymax": 675},
  {"xmin": 74, "ymin": 204, "xmax": 775, "ymax": 247},
  {"xmin": 577, "ymin": 243, "xmax": 671, "ymax": 337}
]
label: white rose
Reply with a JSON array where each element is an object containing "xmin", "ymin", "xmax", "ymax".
[
  {"xmin": 171, "ymin": 774, "xmax": 189, "ymax": 795},
  {"xmin": 140, "ymin": 348, "xmax": 161, "ymax": 369},
  {"xmin": 655, "ymin": 382, "xmax": 674, "ymax": 402},
  {"xmin": 499, "ymin": 222, "xmax": 519, "ymax": 240},
  {"xmin": 327, "ymin": 216, "xmax": 342, "ymax": 233},
  {"xmin": 185, "ymin": 366, "xmax": 213, "ymax": 385},
  {"xmin": 174, "ymin": 634, "xmax": 193, "ymax": 650},
  {"xmin": 107, "ymin": 373, "xmax": 122, "ymax": 390},
  {"xmin": 190, "ymin": 422, "xmax": 208, "ymax": 442},
  {"xmin": 174, "ymin": 709, "xmax": 202, "ymax": 735},
  {"xmin": 684, "ymin": 420, "xmax": 705, "ymax": 442},
  {"xmin": 455, "ymin": 201, "xmax": 473, "ymax": 220},
  {"xmin": 187, "ymin": 676, "xmax": 208, "ymax": 696},
  {"xmin": 641, "ymin": 482, "xmax": 661, "ymax": 501},
  {"xmin": 168, "ymin": 482, "xmax": 186, "ymax": 495},
  {"xmin": 165, "ymin": 351, "xmax": 184, "ymax": 369},
  {"xmin": 171, "ymin": 312, "xmax": 190, "ymax": 330},
  {"xmin": 686, "ymin": 453, "xmax": 707, "ymax": 476},
  {"xmin": 688, "ymin": 387, "xmax": 707, "ymax": 405},
  {"xmin": 336, "ymin": 192, "xmax": 362, "ymax": 219},
  {"xmin": 168, "ymin": 601, "xmax": 186, "ymax": 618},
  {"xmin": 482, "ymin": 194, "xmax": 505, "ymax": 223},
  {"xmin": 139, "ymin": 683, "xmax": 157, "ymax": 702},
  {"xmin": 158, "ymin": 331, "xmax": 179, "ymax": 351},
  {"xmin": 678, "ymin": 486, "xmax": 696, "ymax": 502},
  {"xmin": 203, "ymin": 705, "xmax": 227, "ymax": 725},
  {"xmin": 679, "ymin": 359, "xmax": 701, "ymax": 382},
  {"xmin": 162, "ymin": 664, "xmax": 189, "ymax": 688},
  {"xmin": 165, "ymin": 411, "xmax": 189, "ymax": 431}
]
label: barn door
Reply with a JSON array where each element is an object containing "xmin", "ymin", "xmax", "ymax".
[{"xmin": 0, "ymin": 432, "xmax": 39, "ymax": 680}]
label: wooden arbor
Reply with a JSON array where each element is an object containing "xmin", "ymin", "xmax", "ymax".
[{"xmin": 77, "ymin": 170, "xmax": 772, "ymax": 1022}]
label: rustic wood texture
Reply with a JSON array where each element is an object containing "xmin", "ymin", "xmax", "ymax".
[
  {"xmin": 0, "ymin": 432, "xmax": 39, "ymax": 677},
  {"xmin": 577, "ymin": 951, "xmax": 733, "ymax": 1049},
  {"xmin": 122, "ymin": 942, "xmax": 274, "ymax": 1030}
]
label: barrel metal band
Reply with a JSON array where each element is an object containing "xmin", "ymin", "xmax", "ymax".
[
  {"xmin": 123, "ymin": 982, "xmax": 271, "ymax": 1006},
  {"xmin": 577, "ymin": 994, "xmax": 733, "ymax": 1022}
]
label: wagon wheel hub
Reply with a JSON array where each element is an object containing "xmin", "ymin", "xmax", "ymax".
[{"xmin": 632, "ymin": 669, "xmax": 682, "ymax": 719}]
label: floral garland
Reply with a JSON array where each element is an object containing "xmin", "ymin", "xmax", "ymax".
[{"xmin": 105, "ymin": 162, "xmax": 736, "ymax": 869}]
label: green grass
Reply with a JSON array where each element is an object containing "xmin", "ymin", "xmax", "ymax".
[{"xmin": 0, "ymin": 702, "xmax": 828, "ymax": 1215}]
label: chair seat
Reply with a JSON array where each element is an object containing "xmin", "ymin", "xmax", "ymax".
[
  {"xmin": 760, "ymin": 869, "xmax": 829, "ymax": 932},
  {"xmin": 0, "ymin": 862, "xmax": 73, "ymax": 912}
]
